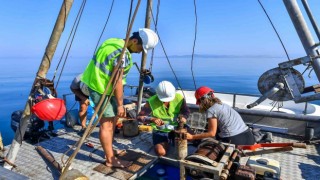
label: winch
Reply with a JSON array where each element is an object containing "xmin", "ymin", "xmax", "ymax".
[{"xmin": 179, "ymin": 141, "xmax": 306, "ymax": 179}]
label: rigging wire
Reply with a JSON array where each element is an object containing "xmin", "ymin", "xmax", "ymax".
[
  {"xmin": 149, "ymin": 8, "xmax": 186, "ymax": 99},
  {"xmin": 53, "ymin": 0, "xmax": 87, "ymax": 89},
  {"xmin": 92, "ymin": 0, "xmax": 115, "ymax": 55},
  {"xmin": 55, "ymin": 0, "xmax": 87, "ymax": 89},
  {"xmin": 126, "ymin": 0, "xmax": 134, "ymax": 33},
  {"xmin": 149, "ymin": 0, "xmax": 160, "ymax": 72},
  {"xmin": 191, "ymin": 0, "xmax": 198, "ymax": 90},
  {"xmin": 257, "ymin": 0, "xmax": 291, "ymax": 61},
  {"xmin": 19, "ymin": 1, "xmax": 86, "ymax": 144},
  {"xmin": 148, "ymin": 4, "xmax": 188, "ymax": 99}
]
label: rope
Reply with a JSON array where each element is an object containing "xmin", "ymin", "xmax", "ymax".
[
  {"xmin": 257, "ymin": 0, "xmax": 291, "ymax": 61},
  {"xmin": 85, "ymin": 65, "xmax": 123, "ymax": 138},
  {"xmin": 60, "ymin": 0, "xmax": 142, "ymax": 176},
  {"xmin": 53, "ymin": 0, "xmax": 87, "ymax": 89},
  {"xmin": 55, "ymin": 0, "xmax": 87, "ymax": 89},
  {"xmin": 62, "ymin": 55, "xmax": 123, "ymax": 166}
]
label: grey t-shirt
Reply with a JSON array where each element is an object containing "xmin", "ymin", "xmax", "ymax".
[{"xmin": 206, "ymin": 103, "xmax": 248, "ymax": 138}]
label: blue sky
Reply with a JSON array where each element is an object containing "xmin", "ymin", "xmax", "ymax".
[{"xmin": 0, "ymin": 0, "xmax": 319, "ymax": 60}]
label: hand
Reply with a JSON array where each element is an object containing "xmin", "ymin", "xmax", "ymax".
[
  {"xmin": 117, "ymin": 106, "xmax": 126, "ymax": 117},
  {"xmin": 153, "ymin": 118, "xmax": 164, "ymax": 126},
  {"xmin": 185, "ymin": 133, "xmax": 193, "ymax": 140}
]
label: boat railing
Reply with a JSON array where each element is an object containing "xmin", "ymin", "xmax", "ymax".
[{"xmin": 64, "ymin": 86, "xmax": 319, "ymax": 120}]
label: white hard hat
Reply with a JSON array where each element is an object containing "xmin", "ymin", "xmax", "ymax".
[
  {"xmin": 156, "ymin": 81, "xmax": 176, "ymax": 102},
  {"xmin": 80, "ymin": 82, "xmax": 90, "ymax": 96},
  {"xmin": 139, "ymin": 28, "xmax": 159, "ymax": 53}
]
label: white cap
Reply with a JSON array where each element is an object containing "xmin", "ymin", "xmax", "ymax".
[
  {"xmin": 80, "ymin": 82, "xmax": 90, "ymax": 96},
  {"xmin": 139, "ymin": 28, "xmax": 159, "ymax": 53},
  {"xmin": 156, "ymin": 81, "xmax": 176, "ymax": 102}
]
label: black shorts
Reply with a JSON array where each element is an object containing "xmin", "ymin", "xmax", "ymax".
[
  {"xmin": 218, "ymin": 128, "xmax": 255, "ymax": 145},
  {"xmin": 152, "ymin": 130, "xmax": 175, "ymax": 145}
]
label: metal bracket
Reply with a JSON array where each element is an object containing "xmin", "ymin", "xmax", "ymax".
[
  {"xmin": 280, "ymin": 68, "xmax": 302, "ymax": 100},
  {"xmin": 278, "ymin": 56, "xmax": 320, "ymax": 102},
  {"xmin": 278, "ymin": 56, "xmax": 311, "ymax": 69}
]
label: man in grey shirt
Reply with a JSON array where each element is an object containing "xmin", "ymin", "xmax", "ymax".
[{"xmin": 185, "ymin": 86, "xmax": 255, "ymax": 145}]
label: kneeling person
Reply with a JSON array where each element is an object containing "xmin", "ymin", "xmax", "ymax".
[
  {"xmin": 137, "ymin": 81, "xmax": 190, "ymax": 156},
  {"xmin": 185, "ymin": 86, "xmax": 255, "ymax": 145}
]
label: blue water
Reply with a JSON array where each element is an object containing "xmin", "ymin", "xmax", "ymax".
[
  {"xmin": 136, "ymin": 162, "xmax": 191, "ymax": 180},
  {"xmin": 1, "ymin": 56, "xmax": 319, "ymax": 145}
]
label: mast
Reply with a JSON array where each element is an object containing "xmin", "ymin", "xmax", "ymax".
[
  {"xmin": 136, "ymin": 0, "xmax": 153, "ymax": 113},
  {"xmin": 4, "ymin": 0, "xmax": 74, "ymax": 169},
  {"xmin": 283, "ymin": 0, "xmax": 320, "ymax": 80}
]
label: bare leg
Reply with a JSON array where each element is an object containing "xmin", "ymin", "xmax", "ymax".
[
  {"xmin": 79, "ymin": 102, "xmax": 88, "ymax": 128},
  {"xmin": 100, "ymin": 117, "xmax": 131, "ymax": 168},
  {"xmin": 154, "ymin": 142, "xmax": 169, "ymax": 156}
]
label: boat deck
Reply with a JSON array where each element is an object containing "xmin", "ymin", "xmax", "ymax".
[{"xmin": 2, "ymin": 126, "xmax": 320, "ymax": 180}]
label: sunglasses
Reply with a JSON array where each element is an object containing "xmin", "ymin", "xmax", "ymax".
[{"xmin": 196, "ymin": 92, "xmax": 213, "ymax": 104}]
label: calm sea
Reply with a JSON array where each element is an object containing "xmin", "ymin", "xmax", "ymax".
[{"xmin": 1, "ymin": 56, "xmax": 319, "ymax": 145}]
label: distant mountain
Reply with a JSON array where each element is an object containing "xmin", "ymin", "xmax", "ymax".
[{"xmin": 159, "ymin": 54, "xmax": 283, "ymax": 58}]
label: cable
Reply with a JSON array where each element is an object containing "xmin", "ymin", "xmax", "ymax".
[
  {"xmin": 149, "ymin": 0, "xmax": 160, "ymax": 72},
  {"xmin": 92, "ymin": 0, "xmax": 115, "ymax": 55},
  {"xmin": 149, "ymin": 7, "xmax": 186, "ymax": 99},
  {"xmin": 257, "ymin": 0, "xmax": 291, "ymax": 61},
  {"xmin": 126, "ymin": 0, "xmax": 134, "ymax": 33},
  {"xmin": 191, "ymin": 0, "xmax": 198, "ymax": 90}
]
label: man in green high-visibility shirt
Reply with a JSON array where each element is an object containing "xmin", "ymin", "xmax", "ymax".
[
  {"xmin": 137, "ymin": 81, "xmax": 190, "ymax": 156},
  {"xmin": 81, "ymin": 28, "xmax": 158, "ymax": 168}
]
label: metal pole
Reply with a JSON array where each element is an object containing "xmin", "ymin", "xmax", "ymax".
[
  {"xmin": 136, "ymin": 0, "xmax": 152, "ymax": 113},
  {"xmin": 283, "ymin": 0, "xmax": 320, "ymax": 81},
  {"xmin": 179, "ymin": 162, "xmax": 186, "ymax": 180},
  {"xmin": 4, "ymin": 0, "xmax": 74, "ymax": 169},
  {"xmin": 301, "ymin": 0, "xmax": 320, "ymax": 41}
]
